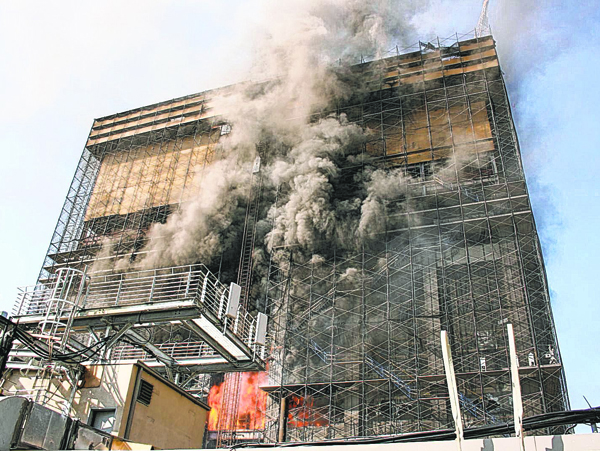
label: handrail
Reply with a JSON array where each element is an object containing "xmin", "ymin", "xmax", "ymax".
[{"xmin": 12, "ymin": 264, "xmax": 267, "ymax": 361}]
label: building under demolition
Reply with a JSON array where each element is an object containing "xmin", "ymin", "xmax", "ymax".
[{"xmin": 0, "ymin": 32, "xmax": 569, "ymax": 448}]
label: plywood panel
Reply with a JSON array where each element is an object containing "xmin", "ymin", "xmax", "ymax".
[
  {"xmin": 407, "ymin": 149, "xmax": 433, "ymax": 165},
  {"xmin": 85, "ymin": 132, "xmax": 220, "ymax": 220},
  {"xmin": 364, "ymin": 99, "xmax": 493, "ymax": 166},
  {"xmin": 385, "ymin": 134, "xmax": 404, "ymax": 156}
]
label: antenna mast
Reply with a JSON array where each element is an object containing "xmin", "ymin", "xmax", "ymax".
[{"xmin": 475, "ymin": 0, "xmax": 490, "ymax": 37}]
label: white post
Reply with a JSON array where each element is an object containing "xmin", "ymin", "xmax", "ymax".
[
  {"xmin": 441, "ymin": 330, "xmax": 463, "ymax": 451},
  {"xmin": 226, "ymin": 283, "xmax": 241, "ymax": 319},
  {"xmin": 507, "ymin": 323, "xmax": 525, "ymax": 451},
  {"xmin": 200, "ymin": 276, "xmax": 208, "ymax": 305}
]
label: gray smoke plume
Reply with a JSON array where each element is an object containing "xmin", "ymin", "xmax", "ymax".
[
  {"xmin": 120, "ymin": 0, "xmax": 432, "ymax": 272},
  {"xmin": 265, "ymin": 116, "xmax": 366, "ymax": 252},
  {"xmin": 486, "ymin": 0, "xmax": 594, "ymax": 256},
  {"xmin": 137, "ymin": 156, "xmax": 252, "ymax": 270},
  {"xmin": 359, "ymin": 168, "xmax": 407, "ymax": 239}
]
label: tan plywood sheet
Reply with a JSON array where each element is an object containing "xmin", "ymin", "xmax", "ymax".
[
  {"xmin": 85, "ymin": 132, "xmax": 220, "ymax": 220},
  {"xmin": 365, "ymin": 101, "xmax": 494, "ymax": 165}
]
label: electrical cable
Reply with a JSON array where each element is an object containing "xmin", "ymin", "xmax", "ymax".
[
  {"xmin": 1, "ymin": 314, "xmax": 116, "ymax": 365},
  {"xmin": 3, "ymin": 316, "xmax": 598, "ymax": 447},
  {"xmin": 16, "ymin": 330, "xmax": 112, "ymax": 364}
]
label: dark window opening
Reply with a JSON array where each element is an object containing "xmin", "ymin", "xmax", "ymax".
[
  {"xmin": 406, "ymin": 161, "xmax": 432, "ymax": 180},
  {"xmin": 90, "ymin": 408, "xmax": 116, "ymax": 433}
]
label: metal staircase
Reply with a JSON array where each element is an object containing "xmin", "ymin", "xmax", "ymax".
[{"xmin": 306, "ymin": 341, "xmax": 495, "ymax": 425}]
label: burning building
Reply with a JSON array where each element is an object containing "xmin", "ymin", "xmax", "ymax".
[{"xmin": 0, "ymin": 19, "xmax": 568, "ymax": 451}]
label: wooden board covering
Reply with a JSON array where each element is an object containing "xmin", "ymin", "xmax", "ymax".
[
  {"xmin": 85, "ymin": 131, "xmax": 220, "ymax": 220},
  {"xmin": 85, "ymin": 37, "xmax": 497, "ymax": 147},
  {"xmin": 365, "ymin": 100, "xmax": 494, "ymax": 163},
  {"xmin": 84, "ymin": 37, "xmax": 497, "ymax": 219}
]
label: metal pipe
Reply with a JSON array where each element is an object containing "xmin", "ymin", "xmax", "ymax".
[
  {"xmin": 441, "ymin": 330, "xmax": 463, "ymax": 451},
  {"xmin": 278, "ymin": 396, "xmax": 288, "ymax": 443},
  {"xmin": 507, "ymin": 324, "xmax": 525, "ymax": 451},
  {"xmin": 63, "ymin": 366, "xmax": 83, "ymax": 416}
]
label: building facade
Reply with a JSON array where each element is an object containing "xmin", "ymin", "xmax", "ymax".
[
  {"xmin": 260, "ymin": 34, "xmax": 568, "ymax": 441},
  {"xmin": 2, "ymin": 33, "xmax": 568, "ymax": 446}
]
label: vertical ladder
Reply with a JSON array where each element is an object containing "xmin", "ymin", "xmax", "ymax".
[
  {"xmin": 216, "ymin": 154, "xmax": 262, "ymax": 448},
  {"xmin": 39, "ymin": 268, "xmax": 88, "ymax": 352},
  {"xmin": 237, "ymin": 155, "xmax": 263, "ymax": 309},
  {"xmin": 216, "ymin": 373, "xmax": 241, "ymax": 447},
  {"xmin": 31, "ymin": 268, "xmax": 87, "ymax": 410}
]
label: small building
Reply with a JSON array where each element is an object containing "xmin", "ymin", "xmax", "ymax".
[{"xmin": 1, "ymin": 362, "xmax": 210, "ymax": 449}]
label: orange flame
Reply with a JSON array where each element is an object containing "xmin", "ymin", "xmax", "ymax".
[
  {"xmin": 207, "ymin": 372, "xmax": 268, "ymax": 431},
  {"xmin": 287, "ymin": 395, "xmax": 329, "ymax": 427}
]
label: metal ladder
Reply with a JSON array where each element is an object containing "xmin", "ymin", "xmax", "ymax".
[
  {"xmin": 237, "ymin": 156, "xmax": 263, "ymax": 310},
  {"xmin": 25, "ymin": 268, "xmax": 88, "ymax": 412},
  {"xmin": 38, "ymin": 268, "xmax": 88, "ymax": 353},
  {"xmin": 216, "ymin": 155, "xmax": 263, "ymax": 448}
]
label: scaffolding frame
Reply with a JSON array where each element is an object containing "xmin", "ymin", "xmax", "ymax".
[
  {"xmin": 260, "ymin": 33, "xmax": 568, "ymax": 443},
  {"xmin": 4, "ymin": 31, "xmax": 568, "ymax": 447}
]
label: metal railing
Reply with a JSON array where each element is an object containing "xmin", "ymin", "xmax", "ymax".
[
  {"xmin": 13, "ymin": 285, "xmax": 55, "ymax": 317},
  {"xmin": 83, "ymin": 265, "xmax": 206, "ymax": 308},
  {"xmin": 111, "ymin": 341, "xmax": 219, "ymax": 361},
  {"xmin": 12, "ymin": 264, "xmax": 267, "ymax": 360}
]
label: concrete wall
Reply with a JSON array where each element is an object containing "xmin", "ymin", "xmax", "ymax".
[
  {"xmin": 78, "ymin": 364, "xmax": 137, "ymax": 436},
  {"xmin": 1, "ymin": 365, "xmax": 136, "ymax": 436},
  {"xmin": 1, "ymin": 368, "xmax": 77, "ymax": 415}
]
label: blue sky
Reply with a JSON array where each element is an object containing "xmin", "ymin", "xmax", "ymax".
[{"xmin": 0, "ymin": 0, "xmax": 597, "ymax": 425}]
